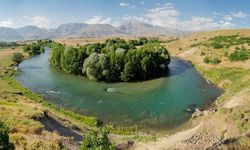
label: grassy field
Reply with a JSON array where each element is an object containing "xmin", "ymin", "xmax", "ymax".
[{"xmin": 163, "ymin": 29, "xmax": 250, "ymax": 149}]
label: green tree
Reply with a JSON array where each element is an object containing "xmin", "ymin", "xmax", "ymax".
[
  {"xmin": 82, "ymin": 53, "xmax": 110, "ymax": 81},
  {"xmin": 0, "ymin": 122, "xmax": 14, "ymax": 150},
  {"xmin": 50, "ymin": 45, "xmax": 64, "ymax": 68},
  {"xmin": 81, "ymin": 127, "xmax": 114, "ymax": 150},
  {"xmin": 12, "ymin": 52, "xmax": 24, "ymax": 66},
  {"xmin": 60, "ymin": 47, "xmax": 87, "ymax": 74}
]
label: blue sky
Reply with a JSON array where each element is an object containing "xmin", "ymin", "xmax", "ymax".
[{"xmin": 0, "ymin": 0, "xmax": 249, "ymax": 30}]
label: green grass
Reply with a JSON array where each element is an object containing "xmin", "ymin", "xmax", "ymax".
[{"xmin": 196, "ymin": 66, "xmax": 250, "ymax": 133}]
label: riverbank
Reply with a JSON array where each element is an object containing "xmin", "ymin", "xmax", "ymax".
[
  {"xmin": 1, "ymin": 29, "xmax": 250, "ymax": 149},
  {"xmin": 134, "ymin": 29, "xmax": 250, "ymax": 149},
  {"xmin": 0, "ymin": 47, "xmax": 158, "ymax": 149}
]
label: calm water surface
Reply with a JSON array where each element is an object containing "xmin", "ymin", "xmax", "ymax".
[{"xmin": 15, "ymin": 49, "xmax": 222, "ymax": 130}]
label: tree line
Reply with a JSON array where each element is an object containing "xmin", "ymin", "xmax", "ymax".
[
  {"xmin": 50, "ymin": 38, "xmax": 171, "ymax": 82},
  {"xmin": 23, "ymin": 40, "xmax": 53, "ymax": 56}
]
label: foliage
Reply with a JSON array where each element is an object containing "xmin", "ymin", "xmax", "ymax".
[
  {"xmin": 12, "ymin": 52, "xmax": 24, "ymax": 66},
  {"xmin": 60, "ymin": 46, "xmax": 87, "ymax": 74},
  {"xmin": 203, "ymin": 56, "xmax": 221, "ymax": 64},
  {"xmin": 23, "ymin": 40, "xmax": 53, "ymax": 56},
  {"xmin": 81, "ymin": 127, "xmax": 114, "ymax": 150},
  {"xmin": 229, "ymin": 46, "xmax": 250, "ymax": 61},
  {"xmin": 0, "ymin": 121, "xmax": 14, "ymax": 150},
  {"xmin": 9, "ymin": 133, "xmax": 27, "ymax": 149},
  {"xmin": 27, "ymin": 140, "xmax": 61, "ymax": 150},
  {"xmin": 0, "ymin": 42, "xmax": 18, "ymax": 49},
  {"xmin": 200, "ymin": 34, "xmax": 250, "ymax": 49},
  {"xmin": 50, "ymin": 38, "xmax": 170, "ymax": 82}
]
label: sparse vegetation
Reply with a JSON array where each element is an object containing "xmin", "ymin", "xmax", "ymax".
[
  {"xmin": 203, "ymin": 56, "xmax": 221, "ymax": 64},
  {"xmin": 229, "ymin": 46, "xmax": 250, "ymax": 61},
  {"xmin": 201, "ymin": 34, "xmax": 250, "ymax": 49}
]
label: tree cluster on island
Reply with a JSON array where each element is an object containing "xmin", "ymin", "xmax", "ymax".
[{"xmin": 50, "ymin": 38, "xmax": 171, "ymax": 82}]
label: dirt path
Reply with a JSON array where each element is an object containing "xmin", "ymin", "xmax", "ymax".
[
  {"xmin": 39, "ymin": 111, "xmax": 83, "ymax": 149},
  {"xmin": 223, "ymin": 88, "xmax": 250, "ymax": 109},
  {"xmin": 134, "ymin": 124, "xmax": 201, "ymax": 150}
]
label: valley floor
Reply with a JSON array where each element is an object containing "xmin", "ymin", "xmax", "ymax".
[{"xmin": 1, "ymin": 29, "xmax": 250, "ymax": 150}]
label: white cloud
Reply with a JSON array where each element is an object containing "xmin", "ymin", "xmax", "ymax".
[
  {"xmin": 0, "ymin": 19, "xmax": 15, "ymax": 28},
  {"xmin": 180, "ymin": 17, "xmax": 234, "ymax": 31},
  {"xmin": 122, "ymin": 16, "xmax": 148, "ymax": 23},
  {"xmin": 224, "ymin": 15, "xmax": 233, "ymax": 21},
  {"xmin": 119, "ymin": 2, "xmax": 135, "ymax": 9},
  {"xmin": 143, "ymin": 3, "xmax": 235, "ymax": 31},
  {"xmin": 215, "ymin": 11, "xmax": 247, "ymax": 21},
  {"xmin": 146, "ymin": 3, "xmax": 180, "ymax": 28},
  {"xmin": 85, "ymin": 16, "xmax": 120, "ymax": 27},
  {"xmin": 120, "ymin": 3, "xmax": 129, "ymax": 7},
  {"xmin": 23, "ymin": 16, "xmax": 50, "ymax": 28},
  {"xmin": 231, "ymin": 11, "xmax": 247, "ymax": 18},
  {"xmin": 140, "ymin": 1, "xmax": 145, "ymax": 5}
]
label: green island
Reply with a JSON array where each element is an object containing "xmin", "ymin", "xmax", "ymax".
[{"xmin": 50, "ymin": 38, "xmax": 170, "ymax": 82}]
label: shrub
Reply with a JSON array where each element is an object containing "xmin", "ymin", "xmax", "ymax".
[
  {"xmin": 0, "ymin": 122, "xmax": 14, "ymax": 150},
  {"xmin": 200, "ymin": 51, "xmax": 206, "ymax": 56},
  {"xmin": 203, "ymin": 56, "xmax": 221, "ymax": 64},
  {"xmin": 211, "ymin": 42, "xmax": 224, "ymax": 49},
  {"xmin": 229, "ymin": 46, "xmax": 250, "ymax": 61},
  {"xmin": 203, "ymin": 56, "xmax": 210, "ymax": 64},
  {"xmin": 10, "ymin": 133, "xmax": 27, "ymax": 149},
  {"xmin": 210, "ymin": 57, "xmax": 221, "ymax": 64},
  {"xmin": 12, "ymin": 52, "xmax": 24, "ymax": 66},
  {"xmin": 27, "ymin": 140, "xmax": 61, "ymax": 150},
  {"xmin": 81, "ymin": 127, "xmax": 114, "ymax": 150}
]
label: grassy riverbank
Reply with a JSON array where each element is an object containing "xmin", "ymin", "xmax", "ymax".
[
  {"xmin": 136, "ymin": 29, "xmax": 250, "ymax": 149},
  {"xmin": 0, "ymin": 47, "xmax": 157, "ymax": 149},
  {"xmin": 1, "ymin": 29, "xmax": 250, "ymax": 149}
]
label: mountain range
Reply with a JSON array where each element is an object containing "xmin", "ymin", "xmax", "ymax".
[{"xmin": 0, "ymin": 22, "xmax": 187, "ymax": 42}]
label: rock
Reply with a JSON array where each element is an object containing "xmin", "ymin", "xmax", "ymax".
[
  {"xmin": 14, "ymin": 66, "xmax": 19, "ymax": 71},
  {"xmin": 192, "ymin": 108, "xmax": 203, "ymax": 118},
  {"xmin": 186, "ymin": 108, "xmax": 193, "ymax": 113},
  {"xmin": 203, "ymin": 110, "xmax": 209, "ymax": 115},
  {"xmin": 106, "ymin": 88, "xmax": 118, "ymax": 93}
]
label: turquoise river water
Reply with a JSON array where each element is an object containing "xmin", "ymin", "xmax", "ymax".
[{"xmin": 15, "ymin": 49, "xmax": 222, "ymax": 130}]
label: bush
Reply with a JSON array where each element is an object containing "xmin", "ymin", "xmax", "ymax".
[
  {"xmin": 12, "ymin": 52, "xmax": 24, "ymax": 66},
  {"xmin": 200, "ymin": 51, "xmax": 206, "ymax": 56},
  {"xmin": 210, "ymin": 57, "xmax": 221, "ymax": 64},
  {"xmin": 81, "ymin": 127, "xmax": 114, "ymax": 150},
  {"xmin": 27, "ymin": 140, "xmax": 61, "ymax": 150},
  {"xmin": 0, "ymin": 122, "xmax": 14, "ymax": 150},
  {"xmin": 211, "ymin": 42, "xmax": 224, "ymax": 49},
  {"xmin": 10, "ymin": 133, "xmax": 27, "ymax": 149},
  {"xmin": 203, "ymin": 56, "xmax": 221, "ymax": 64},
  {"xmin": 229, "ymin": 46, "xmax": 250, "ymax": 61},
  {"xmin": 203, "ymin": 56, "xmax": 210, "ymax": 64}
]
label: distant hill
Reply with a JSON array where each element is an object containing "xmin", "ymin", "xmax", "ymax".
[
  {"xmin": 0, "ymin": 22, "xmax": 188, "ymax": 42},
  {"xmin": 117, "ymin": 22, "xmax": 184, "ymax": 37}
]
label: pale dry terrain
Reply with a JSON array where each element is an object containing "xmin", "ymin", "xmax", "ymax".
[{"xmin": 133, "ymin": 29, "xmax": 250, "ymax": 149}]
